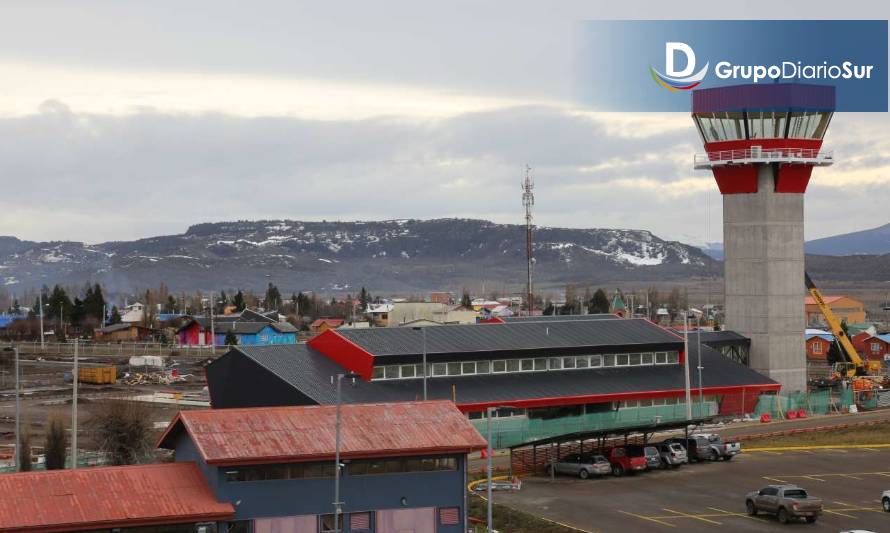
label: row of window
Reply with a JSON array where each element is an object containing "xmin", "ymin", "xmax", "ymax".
[
  {"xmin": 224, "ymin": 457, "xmax": 457, "ymax": 482},
  {"xmin": 695, "ymin": 110, "xmax": 832, "ymax": 143},
  {"xmin": 618, "ymin": 395, "xmax": 718, "ymax": 409},
  {"xmin": 371, "ymin": 351, "xmax": 680, "ymax": 381},
  {"xmin": 227, "ymin": 506, "xmax": 460, "ymax": 533}
]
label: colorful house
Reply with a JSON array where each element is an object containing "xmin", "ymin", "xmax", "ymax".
[
  {"xmin": 805, "ymin": 294, "xmax": 866, "ymax": 327},
  {"xmin": 310, "ymin": 317, "xmax": 346, "ymax": 335},
  {"xmin": 853, "ymin": 333, "xmax": 890, "ymax": 362},
  {"xmin": 215, "ymin": 321, "xmax": 298, "ymax": 346},
  {"xmin": 805, "ymin": 330, "xmax": 834, "ymax": 360}
]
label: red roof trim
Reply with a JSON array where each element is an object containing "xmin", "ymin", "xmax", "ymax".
[
  {"xmin": 454, "ymin": 383, "xmax": 781, "ymax": 412},
  {"xmin": 308, "ymin": 329, "xmax": 375, "ymax": 380}
]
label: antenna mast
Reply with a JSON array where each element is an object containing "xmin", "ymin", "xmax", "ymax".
[{"xmin": 522, "ymin": 164, "xmax": 535, "ymax": 316}]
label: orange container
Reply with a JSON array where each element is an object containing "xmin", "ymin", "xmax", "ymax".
[{"xmin": 78, "ymin": 366, "xmax": 117, "ymax": 384}]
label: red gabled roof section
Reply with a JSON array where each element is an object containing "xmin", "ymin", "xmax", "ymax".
[
  {"xmin": 0, "ymin": 462, "xmax": 233, "ymax": 532},
  {"xmin": 158, "ymin": 400, "xmax": 487, "ymax": 466},
  {"xmin": 308, "ymin": 328, "xmax": 375, "ymax": 380},
  {"xmin": 804, "ymin": 295, "xmax": 846, "ymax": 305}
]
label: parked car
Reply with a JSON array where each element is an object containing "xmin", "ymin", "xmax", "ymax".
[
  {"xmin": 882, "ymin": 490, "xmax": 890, "ymax": 512},
  {"xmin": 604, "ymin": 446, "xmax": 648, "ymax": 477},
  {"xmin": 745, "ymin": 485, "xmax": 823, "ymax": 524},
  {"xmin": 655, "ymin": 442, "xmax": 688, "ymax": 468},
  {"xmin": 545, "ymin": 453, "xmax": 611, "ymax": 479},
  {"xmin": 661, "ymin": 437, "xmax": 707, "ymax": 462},
  {"xmin": 691, "ymin": 433, "xmax": 742, "ymax": 461},
  {"xmin": 626, "ymin": 445, "xmax": 662, "ymax": 469}
]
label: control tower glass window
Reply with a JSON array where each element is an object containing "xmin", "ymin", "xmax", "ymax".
[
  {"xmin": 747, "ymin": 111, "xmax": 787, "ymax": 139},
  {"xmin": 694, "ymin": 112, "xmax": 745, "ymax": 143},
  {"xmin": 788, "ymin": 111, "xmax": 832, "ymax": 140}
]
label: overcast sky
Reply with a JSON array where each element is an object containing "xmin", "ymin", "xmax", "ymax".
[{"xmin": 1, "ymin": 1, "xmax": 888, "ymax": 245}]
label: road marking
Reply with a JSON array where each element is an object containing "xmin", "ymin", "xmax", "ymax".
[
  {"xmin": 822, "ymin": 508, "xmax": 857, "ymax": 519},
  {"xmin": 763, "ymin": 476, "xmax": 789, "ymax": 483},
  {"xmin": 801, "ymin": 475, "xmax": 825, "ymax": 482},
  {"xmin": 863, "ymin": 447, "xmax": 880, "ymax": 452},
  {"xmin": 745, "ymin": 443, "xmax": 890, "ymax": 452},
  {"xmin": 663, "ymin": 508, "xmax": 722, "ymax": 525},
  {"xmin": 706, "ymin": 506, "xmax": 765, "ymax": 521},
  {"xmin": 840, "ymin": 474, "xmax": 863, "ymax": 480},
  {"xmin": 618, "ymin": 510, "xmax": 676, "ymax": 528}
]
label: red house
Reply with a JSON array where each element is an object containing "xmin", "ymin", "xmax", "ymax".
[
  {"xmin": 805, "ymin": 334, "xmax": 833, "ymax": 360},
  {"xmin": 855, "ymin": 333, "xmax": 890, "ymax": 362},
  {"xmin": 176, "ymin": 317, "xmax": 215, "ymax": 346}
]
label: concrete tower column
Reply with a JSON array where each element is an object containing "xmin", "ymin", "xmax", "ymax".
[{"xmin": 723, "ymin": 166, "xmax": 806, "ymax": 392}]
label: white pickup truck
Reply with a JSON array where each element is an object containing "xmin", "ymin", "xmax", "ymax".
[{"xmin": 691, "ymin": 433, "xmax": 742, "ymax": 461}]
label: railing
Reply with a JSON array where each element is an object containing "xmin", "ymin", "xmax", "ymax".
[
  {"xmin": 4, "ymin": 340, "xmax": 218, "ymax": 359},
  {"xmin": 694, "ymin": 147, "xmax": 834, "ymax": 168}
]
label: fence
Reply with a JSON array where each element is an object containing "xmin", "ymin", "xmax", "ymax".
[{"xmin": 6, "ymin": 340, "xmax": 217, "ymax": 359}]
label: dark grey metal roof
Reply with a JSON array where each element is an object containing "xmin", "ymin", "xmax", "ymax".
[
  {"xmin": 334, "ymin": 318, "xmax": 683, "ymax": 357},
  {"xmin": 224, "ymin": 341, "xmax": 776, "ymax": 409},
  {"xmin": 669, "ymin": 329, "xmax": 750, "ymax": 346},
  {"xmin": 500, "ymin": 314, "xmax": 617, "ymax": 323}
]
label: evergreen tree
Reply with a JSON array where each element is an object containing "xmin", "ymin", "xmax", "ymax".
[
  {"xmin": 264, "ymin": 283, "xmax": 282, "ymax": 311},
  {"xmin": 588, "ymin": 289, "xmax": 610, "ymax": 314},
  {"xmin": 163, "ymin": 295, "xmax": 176, "ymax": 313},
  {"xmin": 461, "ymin": 291, "xmax": 472, "ymax": 309},
  {"xmin": 233, "ymin": 290, "xmax": 246, "ymax": 312},
  {"xmin": 543, "ymin": 300, "xmax": 555, "ymax": 316},
  {"xmin": 44, "ymin": 413, "xmax": 67, "ymax": 470},
  {"xmin": 359, "ymin": 287, "xmax": 370, "ymax": 310},
  {"xmin": 224, "ymin": 330, "xmax": 238, "ymax": 346},
  {"xmin": 109, "ymin": 306, "xmax": 122, "ymax": 325}
]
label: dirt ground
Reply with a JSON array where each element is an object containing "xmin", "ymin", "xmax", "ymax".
[{"xmin": 0, "ymin": 351, "xmax": 211, "ymax": 459}]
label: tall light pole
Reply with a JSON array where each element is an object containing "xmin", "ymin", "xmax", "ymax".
[
  {"xmin": 209, "ymin": 293, "xmax": 216, "ymax": 356},
  {"xmin": 334, "ymin": 371, "xmax": 360, "ymax": 532},
  {"xmin": 683, "ymin": 312, "xmax": 692, "ymax": 420},
  {"xmin": 486, "ymin": 404, "xmax": 515, "ymax": 533},
  {"xmin": 4, "ymin": 347, "xmax": 21, "ymax": 472},
  {"xmin": 696, "ymin": 316, "xmax": 704, "ymax": 414},
  {"xmin": 39, "ymin": 292, "xmax": 45, "ymax": 350},
  {"xmin": 412, "ymin": 326, "xmax": 428, "ymax": 400},
  {"xmin": 71, "ymin": 339, "xmax": 78, "ymax": 469}
]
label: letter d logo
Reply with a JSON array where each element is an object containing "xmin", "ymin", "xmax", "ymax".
[{"xmin": 649, "ymin": 42, "xmax": 709, "ymax": 92}]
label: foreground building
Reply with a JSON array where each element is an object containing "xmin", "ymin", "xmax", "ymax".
[
  {"xmin": 206, "ymin": 316, "xmax": 778, "ymax": 448},
  {"xmin": 158, "ymin": 400, "xmax": 486, "ymax": 532},
  {"xmin": 0, "ymin": 463, "xmax": 234, "ymax": 532}
]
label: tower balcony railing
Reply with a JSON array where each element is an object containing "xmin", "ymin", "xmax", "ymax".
[{"xmin": 694, "ymin": 147, "xmax": 834, "ymax": 169}]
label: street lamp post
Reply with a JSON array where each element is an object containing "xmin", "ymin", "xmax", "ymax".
[
  {"xmin": 5, "ymin": 347, "xmax": 21, "ymax": 472},
  {"xmin": 334, "ymin": 371, "xmax": 360, "ymax": 532},
  {"xmin": 412, "ymin": 326, "xmax": 428, "ymax": 400},
  {"xmin": 696, "ymin": 316, "xmax": 704, "ymax": 414},
  {"xmin": 683, "ymin": 312, "xmax": 692, "ymax": 420},
  {"xmin": 485, "ymin": 404, "xmax": 515, "ymax": 533}
]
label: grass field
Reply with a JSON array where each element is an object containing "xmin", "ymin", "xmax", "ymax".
[{"xmin": 742, "ymin": 421, "xmax": 890, "ymax": 448}]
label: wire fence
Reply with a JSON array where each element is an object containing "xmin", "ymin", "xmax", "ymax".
[{"xmin": 5, "ymin": 341, "xmax": 217, "ymax": 359}]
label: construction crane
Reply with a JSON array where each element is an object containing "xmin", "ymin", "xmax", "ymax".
[{"xmin": 805, "ymin": 272, "xmax": 881, "ymax": 380}]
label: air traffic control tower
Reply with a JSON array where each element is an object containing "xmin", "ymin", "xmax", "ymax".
[{"xmin": 692, "ymin": 84, "xmax": 835, "ymax": 392}]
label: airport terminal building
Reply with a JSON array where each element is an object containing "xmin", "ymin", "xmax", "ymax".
[{"xmin": 206, "ymin": 316, "xmax": 778, "ymax": 448}]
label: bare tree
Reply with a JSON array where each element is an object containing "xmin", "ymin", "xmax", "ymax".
[{"xmin": 86, "ymin": 399, "xmax": 154, "ymax": 465}]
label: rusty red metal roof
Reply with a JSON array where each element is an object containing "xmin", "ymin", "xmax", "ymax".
[
  {"xmin": 0, "ymin": 462, "xmax": 233, "ymax": 532},
  {"xmin": 158, "ymin": 400, "xmax": 488, "ymax": 465}
]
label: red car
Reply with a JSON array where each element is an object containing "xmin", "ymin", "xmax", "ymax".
[{"xmin": 604, "ymin": 446, "xmax": 648, "ymax": 477}]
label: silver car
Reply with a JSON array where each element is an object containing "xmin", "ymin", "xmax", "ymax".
[
  {"xmin": 656, "ymin": 442, "xmax": 688, "ymax": 468},
  {"xmin": 546, "ymin": 453, "xmax": 611, "ymax": 479}
]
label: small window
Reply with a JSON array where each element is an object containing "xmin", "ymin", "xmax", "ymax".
[
  {"xmin": 506, "ymin": 359, "xmax": 520, "ymax": 372},
  {"xmin": 668, "ymin": 352, "xmax": 680, "ymax": 364},
  {"xmin": 616, "ymin": 354, "xmax": 629, "ymax": 366},
  {"xmin": 534, "ymin": 358, "xmax": 547, "ymax": 371},
  {"xmin": 384, "ymin": 459, "xmax": 404, "ymax": 473},
  {"xmin": 629, "ymin": 353, "xmax": 641, "ymax": 366},
  {"xmin": 439, "ymin": 507, "xmax": 460, "ymax": 526},
  {"xmin": 602, "ymin": 354, "xmax": 616, "ymax": 367},
  {"xmin": 476, "ymin": 360, "xmax": 490, "ymax": 374},
  {"xmin": 589, "ymin": 355, "xmax": 602, "ymax": 367},
  {"xmin": 468, "ymin": 411, "xmax": 483, "ymax": 420},
  {"xmin": 319, "ymin": 514, "xmax": 339, "ymax": 533},
  {"xmin": 432, "ymin": 363, "xmax": 447, "ymax": 376},
  {"xmin": 562, "ymin": 356, "xmax": 576, "ymax": 369},
  {"xmin": 641, "ymin": 352, "xmax": 654, "ymax": 365},
  {"xmin": 520, "ymin": 359, "xmax": 534, "ymax": 371},
  {"xmin": 371, "ymin": 366, "xmax": 384, "ymax": 379},
  {"xmin": 655, "ymin": 352, "xmax": 668, "ymax": 364},
  {"xmin": 576, "ymin": 356, "xmax": 589, "ymax": 368},
  {"xmin": 367, "ymin": 460, "xmax": 386, "ymax": 475},
  {"xmin": 401, "ymin": 364, "xmax": 416, "ymax": 378},
  {"xmin": 227, "ymin": 521, "xmax": 251, "ymax": 533},
  {"xmin": 462, "ymin": 361, "xmax": 476, "ymax": 375},
  {"xmin": 384, "ymin": 365, "xmax": 400, "ymax": 379},
  {"xmin": 350, "ymin": 512, "xmax": 371, "ymax": 531},
  {"xmin": 347, "ymin": 461, "xmax": 368, "ymax": 475},
  {"xmin": 549, "ymin": 357, "xmax": 562, "ymax": 370},
  {"xmin": 447, "ymin": 362, "xmax": 461, "ymax": 376},
  {"xmin": 492, "ymin": 360, "xmax": 507, "ymax": 373}
]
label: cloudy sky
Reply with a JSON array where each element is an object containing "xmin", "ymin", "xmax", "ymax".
[{"xmin": 1, "ymin": 1, "xmax": 888, "ymax": 246}]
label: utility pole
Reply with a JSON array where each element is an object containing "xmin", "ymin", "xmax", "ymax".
[
  {"xmin": 14, "ymin": 347, "xmax": 20, "ymax": 472},
  {"xmin": 697, "ymin": 316, "xmax": 704, "ymax": 413},
  {"xmin": 522, "ymin": 164, "xmax": 535, "ymax": 316},
  {"xmin": 333, "ymin": 372, "xmax": 359, "ymax": 532},
  {"xmin": 210, "ymin": 292, "xmax": 216, "ymax": 355},
  {"xmin": 71, "ymin": 339, "xmax": 78, "ymax": 469},
  {"xmin": 683, "ymin": 312, "xmax": 692, "ymax": 420},
  {"xmin": 39, "ymin": 291, "xmax": 45, "ymax": 350}
]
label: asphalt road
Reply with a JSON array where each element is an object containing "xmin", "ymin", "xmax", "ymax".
[{"xmin": 494, "ymin": 448, "xmax": 890, "ymax": 532}]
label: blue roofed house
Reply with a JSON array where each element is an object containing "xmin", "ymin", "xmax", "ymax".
[{"xmin": 214, "ymin": 321, "xmax": 298, "ymax": 346}]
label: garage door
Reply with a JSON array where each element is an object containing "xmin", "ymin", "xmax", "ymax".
[{"xmin": 376, "ymin": 507, "xmax": 436, "ymax": 533}]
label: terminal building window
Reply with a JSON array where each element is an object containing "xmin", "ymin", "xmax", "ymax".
[
  {"xmin": 371, "ymin": 351, "xmax": 680, "ymax": 381},
  {"xmin": 694, "ymin": 110, "xmax": 832, "ymax": 142}
]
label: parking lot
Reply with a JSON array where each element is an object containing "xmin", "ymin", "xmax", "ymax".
[{"xmin": 495, "ymin": 447, "xmax": 890, "ymax": 532}]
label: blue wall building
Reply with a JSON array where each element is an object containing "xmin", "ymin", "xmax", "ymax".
[
  {"xmin": 214, "ymin": 321, "xmax": 298, "ymax": 346},
  {"xmin": 159, "ymin": 400, "xmax": 486, "ymax": 533}
]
